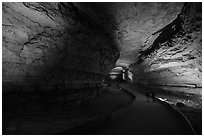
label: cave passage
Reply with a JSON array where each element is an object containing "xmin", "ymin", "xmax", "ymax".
[
  {"xmin": 2, "ymin": 2, "xmax": 202, "ymax": 135},
  {"xmin": 59, "ymin": 83, "xmax": 195, "ymax": 135}
]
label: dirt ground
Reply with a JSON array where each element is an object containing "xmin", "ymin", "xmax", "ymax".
[{"xmin": 2, "ymin": 84, "xmax": 134, "ymax": 135}]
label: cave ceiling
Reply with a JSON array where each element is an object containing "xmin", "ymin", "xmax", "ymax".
[{"xmin": 76, "ymin": 2, "xmax": 184, "ymax": 67}]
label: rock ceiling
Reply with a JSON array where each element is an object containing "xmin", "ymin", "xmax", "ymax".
[
  {"xmin": 2, "ymin": 2, "xmax": 202, "ymax": 95},
  {"xmin": 77, "ymin": 2, "xmax": 184, "ymax": 66}
]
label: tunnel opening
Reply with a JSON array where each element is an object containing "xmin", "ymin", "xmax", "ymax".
[{"xmin": 108, "ymin": 66, "xmax": 132, "ymax": 84}]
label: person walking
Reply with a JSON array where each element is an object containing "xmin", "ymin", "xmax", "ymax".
[
  {"xmin": 151, "ymin": 91, "xmax": 156, "ymax": 102},
  {"xmin": 146, "ymin": 91, "xmax": 150, "ymax": 102}
]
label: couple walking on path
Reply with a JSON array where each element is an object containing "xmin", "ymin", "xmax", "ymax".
[{"xmin": 146, "ymin": 91, "xmax": 156, "ymax": 102}]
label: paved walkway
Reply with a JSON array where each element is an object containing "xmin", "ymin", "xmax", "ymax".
[
  {"xmin": 3, "ymin": 84, "xmax": 134, "ymax": 135},
  {"xmin": 65, "ymin": 83, "xmax": 194, "ymax": 135}
]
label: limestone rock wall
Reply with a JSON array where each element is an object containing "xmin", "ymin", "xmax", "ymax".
[
  {"xmin": 2, "ymin": 2, "xmax": 119, "ymax": 92},
  {"xmin": 112, "ymin": 2, "xmax": 184, "ymax": 65},
  {"xmin": 129, "ymin": 3, "xmax": 202, "ymax": 95}
]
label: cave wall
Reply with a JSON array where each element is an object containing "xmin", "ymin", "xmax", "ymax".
[
  {"xmin": 129, "ymin": 3, "xmax": 202, "ymax": 95},
  {"xmin": 2, "ymin": 2, "xmax": 119, "ymax": 92},
  {"xmin": 2, "ymin": 2, "xmax": 202, "ymax": 96}
]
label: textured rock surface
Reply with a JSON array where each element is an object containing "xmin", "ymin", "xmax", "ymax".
[
  {"xmin": 128, "ymin": 3, "xmax": 202, "ymax": 95},
  {"xmin": 112, "ymin": 2, "xmax": 184, "ymax": 66},
  {"xmin": 71, "ymin": 3, "xmax": 202, "ymax": 96},
  {"xmin": 2, "ymin": 2, "xmax": 119, "ymax": 92},
  {"xmin": 2, "ymin": 2, "xmax": 202, "ymax": 135},
  {"xmin": 2, "ymin": 2, "xmax": 201, "ymax": 97}
]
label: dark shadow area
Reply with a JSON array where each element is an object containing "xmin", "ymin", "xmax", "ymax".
[
  {"xmin": 2, "ymin": 2, "xmax": 121, "ymax": 135},
  {"xmin": 137, "ymin": 84, "xmax": 202, "ymax": 134},
  {"xmin": 56, "ymin": 83, "xmax": 195, "ymax": 135}
]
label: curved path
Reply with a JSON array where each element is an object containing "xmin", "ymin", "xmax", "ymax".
[{"xmin": 60, "ymin": 83, "xmax": 195, "ymax": 135}]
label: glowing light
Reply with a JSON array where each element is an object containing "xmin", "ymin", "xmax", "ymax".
[
  {"xmin": 128, "ymin": 71, "xmax": 133, "ymax": 81},
  {"xmin": 109, "ymin": 72, "xmax": 120, "ymax": 75},
  {"xmin": 122, "ymin": 73, "xmax": 125, "ymax": 80},
  {"xmin": 158, "ymin": 97, "xmax": 167, "ymax": 101},
  {"xmin": 110, "ymin": 75, "xmax": 117, "ymax": 80}
]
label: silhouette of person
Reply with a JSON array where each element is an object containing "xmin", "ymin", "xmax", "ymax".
[
  {"xmin": 146, "ymin": 91, "xmax": 150, "ymax": 102},
  {"xmin": 151, "ymin": 91, "xmax": 156, "ymax": 102}
]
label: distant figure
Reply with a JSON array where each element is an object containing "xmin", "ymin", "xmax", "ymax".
[
  {"xmin": 116, "ymin": 79, "xmax": 120, "ymax": 87},
  {"xmin": 151, "ymin": 91, "xmax": 156, "ymax": 102},
  {"xmin": 146, "ymin": 91, "xmax": 150, "ymax": 102}
]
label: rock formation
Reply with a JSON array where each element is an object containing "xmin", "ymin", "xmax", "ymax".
[
  {"xmin": 129, "ymin": 3, "xmax": 202, "ymax": 96},
  {"xmin": 2, "ymin": 2, "xmax": 119, "ymax": 92},
  {"xmin": 2, "ymin": 2, "xmax": 202, "ymax": 135},
  {"xmin": 2, "ymin": 2, "xmax": 202, "ymax": 108}
]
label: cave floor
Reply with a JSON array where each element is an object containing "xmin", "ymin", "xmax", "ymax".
[
  {"xmin": 65, "ymin": 83, "xmax": 195, "ymax": 135},
  {"xmin": 3, "ymin": 84, "xmax": 133, "ymax": 135}
]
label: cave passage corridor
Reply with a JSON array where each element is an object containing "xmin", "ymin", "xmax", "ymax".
[{"xmin": 2, "ymin": 2, "xmax": 202, "ymax": 135}]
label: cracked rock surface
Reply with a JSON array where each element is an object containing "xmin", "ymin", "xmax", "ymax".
[
  {"xmin": 2, "ymin": 2, "xmax": 119, "ymax": 91},
  {"xmin": 2, "ymin": 2, "xmax": 202, "ymax": 135},
  {"xmin": 2, "ymin": 2, "xmax": 201, "ymax": 99},
  {"xmin": 128, "ymin": 3, "xmax": 202, "ymax": 95}
]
